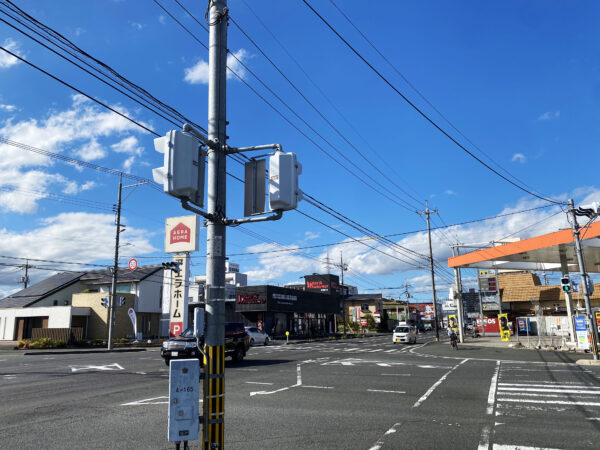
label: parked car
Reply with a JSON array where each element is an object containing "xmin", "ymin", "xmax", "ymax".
[
  {"xmin": 423, "ymin": 323, "xmax": 433, "ymax": 331},
  {"xmin": 245, "ymin": 327, "xmax": 270, "ymax": 346},
  {"xmin": 392, "ymin": 325, "xmax": 417, "ymax": 344},
  {"xmin": 161, "ymin": 322, "xmax": 250, "ymax": 366}
]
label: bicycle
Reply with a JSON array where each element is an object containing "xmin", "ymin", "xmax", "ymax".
[{"xmin": 450, "ymin": 334, "xmax": 458, "ymax": 350}]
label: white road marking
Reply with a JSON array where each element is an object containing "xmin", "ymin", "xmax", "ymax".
[
  {"xmin": 487, "ymin": 361, "xmax": 501, "ymax": 415},
  {"xmin": 121, "ymin": 396, "xmax": 170, "ymax": 406},
  {"xmin": 492, "ymin": 445, "xmax": 563, "ymax": 450},
  {"xmin": 384, "ymin": 349, "xmax": 396, "ymax": 353},
  {"xmin": 70, "ymin": 363, "xmax": 124, "ymax": 372},
  {"xmin": 377, "ymin": 363, "xmax": 391, "ymax": 367},
  {"xmin": 250, "ymin": 386, "xmax": 290, "ymax": 396},
  {"xmin": 498, "ymin": 383, "xmax": 600, "ymax": 389},
  {"xmin": 498, "ymin": 398, "xmax": 600, "ymax": 407},
  {"xmin": 245, "ymin": 381, "xmax": 273, "ymax": 385},
  {"xmin": 367, "ymin": 389, "xmax": 405, "ymax": 394},
  {"xmin": 413, "ymin": 359, "xmax": 469, "ymax": 408},
  {"xmin": 381, "ymin": 373, "xmax": 411, "ymax": 377},
  {"xmin": 477, "ymin": 425, "xmax": 491, "ymax": 450},
  {"xmin": 368, "ymin": 422, "xmax": 402, "ymax": 450},
  {"xmin": 296, "ymin": 364, "xmax": 302, "ymax": 386},
  {"xmin": 134, "ymin": 372, "xmax": 147, "ymax": 375},
  {"xmin": 498, "ymin": 387, "xmax": 600, "ymax": 395},
  {"xmin": 303, "ymin": 385, "xmax": 333, "ymax": 389},
  {"xmin": 503, "ymin": 392, "xmax": 600, "ymax": 398}
]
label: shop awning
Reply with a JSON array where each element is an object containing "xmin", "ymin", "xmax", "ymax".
[{"xmin": 448, "ymin": 221, "xmax": 600, "ymax": 273}]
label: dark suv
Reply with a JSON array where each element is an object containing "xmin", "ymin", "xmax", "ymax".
[{"xmin": 160, "ymin": 322, "xmax": 250, "ymax": 366}]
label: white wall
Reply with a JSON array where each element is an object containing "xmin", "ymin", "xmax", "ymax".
[
  {"xmin": 0, "ymin": 306, "xmax": 74, "ymax": 340},
  {"xmin": 33, "ymin": 281, "xmax": 87, "ymax": 307},
  {"xmin": 136, "ymin": 278, "xmax": 162, "ymax": 313}
]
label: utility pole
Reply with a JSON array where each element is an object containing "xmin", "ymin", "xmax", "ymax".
[
  {"xmin": 568, "ymin": 198, "xmax": 599, "ymax": 360},
  {"xmin": 107, "ymin": 173, "xmax": 122, "ymax": 351},
  {"xmin": 451, "ymin": 245, "xmax": 465, "ymax": 344},
  {"xmin": 335, "ymin": 252, "xmax": 348, "ymax": 335},
  {"xmin": 420, "ymin": 201, "xmax": 440, "ymax": 341},
  {"xmin": 204, "ymin": 1, "xmax": 228, "ymax": 447},
  {"xmin": 20, "ymin": 260, "xmax": 29, "ymax": 289}
]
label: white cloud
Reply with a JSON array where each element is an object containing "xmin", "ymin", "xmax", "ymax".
[
  {"xmin": 0, "ymin": 95, "xmax": 148, "ymax": 212},
  {"xmin": 0, "ymin": 38, "xmax": 22, "ymax": 69},
  {"xmin": 74, "ymin": 27, "xmax": 85, "ymax": 37},
  {"xmin": 304, "ymin": 231, "xmax": 320, "ymax": 241},
  {"xmin": 444, "ymin": 189, "xmax": 456, "ymax": 195},
  {"xmin": 158, "ymin": 15, "xmax": 166, "ymax": 25},
  {"xmin": 129, "ymin": 21, "xmax": 144, "ymax": 30},
  {"xmin": 61, "ymin": 180, "xmax": 96, "ymax": 195},
  {"xmin": 111, "ymin": 136, "xmax": 143, "ymax": 156},
  {"xmin": 537, "ymin": 110, "xmax": 560, "ymax": 121},
  {"xmin": 244, "ymin": 242, "xmax": 318, "ymax": 283},
  {"xmin": 511, "ymin": 153, "xmax": 526, "ymax": 163},
  {"xmin": 0, "ymin": 103, "xmax": 17, "ymax": 112},
  {"xmin": 122, "ymin": 155, "xmax": 136, "ymax": 172},
  {"xmin": 184, "ymin": 49, "xmax": 249, "ymax": 85},
  {"xmin": 0, "ymin": 212, "xmax": 157, "ymax": 287}
]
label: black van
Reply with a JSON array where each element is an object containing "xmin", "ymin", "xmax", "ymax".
[{"xmin": 160, "ymin": 322, "xmax": 250, "ymax": 366}]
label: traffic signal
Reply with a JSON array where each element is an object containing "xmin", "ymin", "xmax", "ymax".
[
  {"xmin": 101, "ymin": 297, "xmax": 109, "ymax": 308},
  {"xmin": 118, "ymin": 296, "xmax": 125, "ymax": 306},
  {"xmin": 575, "ymin": 202, "xmax": 600, "ymax": 219},
  {"xmin": 162, "ymin": 261, "xmax": 181, "ymax": 275},
  {"xmin": 561, "ymin": 276, "xmax": 571, "ymax": 293},
  {"xmin": 268, "ymin": 151, "xmax": 302, "ymax": 211},
  {"xmin": 152, "ymin": 130, "xmax": 206, "ymax": 207}
]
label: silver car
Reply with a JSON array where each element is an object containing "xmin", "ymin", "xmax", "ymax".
[
  {"xmin": 392, "ymin": 325, "xmax": 417, "ymax": 344},
  {"xmin": 245, "ymin": 326, "xmax": 270, "ymax": 346}
]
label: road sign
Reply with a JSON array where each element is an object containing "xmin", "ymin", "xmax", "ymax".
[
  {"xmin": 574, "ymin": 316, "xmax": 589, "ymax": 351},
  {"xmin": 128, "ymin": 258, "xmax": 138, "ymax": 271}
]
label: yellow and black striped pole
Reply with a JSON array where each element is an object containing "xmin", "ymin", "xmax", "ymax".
[{"xmin": 203, "ymin": 345, "xmax": 225, "ymax": 448}]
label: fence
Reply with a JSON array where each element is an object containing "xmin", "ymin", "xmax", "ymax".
[{"xmin": 31, "ymin": 327, "xmax": 84, "ymax": 343}]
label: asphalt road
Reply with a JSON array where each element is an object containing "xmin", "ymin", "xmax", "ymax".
[{"xmin": 1, "ymin": 333, "xmax": 599, "ymax": 449}]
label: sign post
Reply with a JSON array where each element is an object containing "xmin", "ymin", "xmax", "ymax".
[{"xmin": 574, "ymin": 316, "xmax": 590, "ymax": 351}]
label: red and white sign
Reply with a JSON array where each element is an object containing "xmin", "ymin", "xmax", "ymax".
[
  {"xmin": 360, "ymin": 318, "xmax": 368, "ymax": 327},
  {"xmin": 128, "ymin": 258, "xmax": 138, "ymax": 271},
  {"xmin": 127, "ymin": 308, "xmax": 137, "ymax": 335},
  {"xmin": 165, "ymin": 215, "xmax": 199, "ymax": 253}
]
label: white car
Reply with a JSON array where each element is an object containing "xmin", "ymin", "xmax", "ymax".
[
  {"xmin": 245, "ymin": 327, "xmax": 270, "ymax": 346},
  {"xmin": 392, "ymin": 325, "xmax": 417, "ymax": 344}
]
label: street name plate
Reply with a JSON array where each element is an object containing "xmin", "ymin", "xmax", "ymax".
[{"xmin": 168, "ymin": 359, "xmax": 200, "ymax": 442}]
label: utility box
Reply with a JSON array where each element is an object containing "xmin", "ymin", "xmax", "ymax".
[
  {"xmin": 153, "ymin": 130, "xmax": 206, "ymax": 208},
  {"xmin": 168, "ymin": 359, "xmax": 200, "ymax": 443},
  {"xmin": 268, "ymin": 152, "xmax": 302, "ymax": 211}
]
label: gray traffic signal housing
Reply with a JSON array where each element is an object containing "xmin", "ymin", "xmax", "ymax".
[
  {"xmin": 101, "ymin": 297, "xmax": 109, "ymax": 308},
  {"xmin": 268, "ymin": 151, "xmax": 302, "ymax": 211},
  {"xmin": 152, "ymin": 130, "xmax": 206, "ymax": 208},
  {"xmin": 561, "ymin": 276, "xmax": 571, "ymax": 293}
]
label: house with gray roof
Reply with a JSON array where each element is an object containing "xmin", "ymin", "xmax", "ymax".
[{"xmin": 0, "ymin": 265, "xmax": 167, "ymax": 341}]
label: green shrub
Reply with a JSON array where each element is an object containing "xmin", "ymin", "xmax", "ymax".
[
  {"xmin": 53, "ymin": 339, "xmax": 66, "ymax": 348},
  {"xmin": 17, "ymin": 339, "xmax": 30, "ymax": 349}
]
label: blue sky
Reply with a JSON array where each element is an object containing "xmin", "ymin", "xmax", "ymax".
[{"xmin": 1, "ymin": 0, "xmax": 600, "ymax": 301}]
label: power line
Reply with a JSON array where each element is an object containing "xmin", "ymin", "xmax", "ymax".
[
  {"xmin": 327, "ymin": 0, "xmax": 548, "ymax": 200},
  {"xmin": 301, "ymin": 0, "xmax": 565, "ymax": 206}
]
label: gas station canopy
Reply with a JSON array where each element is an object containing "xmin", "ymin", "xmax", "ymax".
[{"xmin": 448, "ymin": 221, "xmax": 600, "ymax": 273}]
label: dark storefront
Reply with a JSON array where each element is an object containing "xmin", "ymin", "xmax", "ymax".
[{"xmin": 235, "ymin": 285, "xmax": 340, "ymax": 337}]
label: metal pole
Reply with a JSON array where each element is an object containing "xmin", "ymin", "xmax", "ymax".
[
  {"xmin": 204, "ymin": 1, "xmax": 228, "ymax": 447},
  {"xmin": 568, "ymin": 198, "xmax": 599, "ymax": 359},
  {"xmin": 107, "ymin": 173, "xmax": 122, "ymax": 351},
  {"xmin": 558, "ymin": 246, "xmax": 576, "ymax": 345},
  {"xmin": 340, "ymin": 252, "xmax": 347, "ymax": 335},
  {"xmin": 422, "ymin": 201, "xmax": 440, "ymax": 341},
  {"xmin": 452, "ymin": 246, "xmax": 465, "ymax": 344}
]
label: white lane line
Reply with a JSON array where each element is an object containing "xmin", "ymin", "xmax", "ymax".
[
  {"xmin": 413, "ymin": 358, "xmax": 469, "ymax": 408},
  {"xmin": 370, "ymin": 349, "xmax": 383, "ymax": 353},
  {"xmin": 502, "ymin": 392, "xmax": 600, "ymax": 399},
  {"xmin": 245, "ymin": 381, "xmax": 273, "ymax": 385},
  {"xmin": 368, "ymin": 422, "xmax": 402, "ymax": 450},
  {"xmin": 487, "ymin": 361, "xmax": 501, "ymax": 415},
  {"xmin": 498, "ymin": 387, "xmax": 600, "ymax": 394},
  {"xmin": 492, "ymin": 445, "xmax": 563, "ymax": 450},
  {"xmin": 70, "ymin": 363, "xmax": 124, "ymax": 372},
  {"xmin": 381, "ymin": 373, "xmax": 411, "ymax": 377},
  {"xmin": 134, "ymin": 372, "xmax": 147, "ymax": 375},
  {"xmin": 303, "ymin": 385, "xmax": 333, "ymax": 389},
  {"xmin": 498, "ymin": 381, "xmax": 593, "ymax": 386},
  {"xmin": 367, "ymin": 389, "xmax": 405, "ymax": 394},
  {"xmin": 250, "ymin": 386, "xmax": 290, "ymax": 396},
  {"xmin": 477, "ymin": 425, "xmax": 491, "ymax": 450},
  {"xmin": 384, "ymin": 349, "xmax": 396, "ymax": 353},
  {"xmin": 498, "ymin": 398, "xmax": 600, "ymax": 407},
  {"xmin": 296, "ymin": 364, "xmax": 302, "ymax": 386},
  {"xmin": 498, "ymin": 383, "xmax": 600, "ymax": 389},
  {"xmin": 377, "ymin": 363, "xmax": 391, "ymax": 367},
  {"xmin": 121, "ymin": 396, "xmax": 169, "ymax": 406},
  {"xmin": 344, "ymin": 348, "xmax": 359, "ymax": 352}
]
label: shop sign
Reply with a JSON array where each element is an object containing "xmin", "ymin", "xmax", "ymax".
[
  {"xmin": 360, "ymin": 318, "xmax": 367, "ymax": 327},
  {"xmin": 165, "ymin": 215, "xmax": 199, "ymax": 253},
  {"xmin": 272, "ymin": 293, "xmax": 297, "ymax": 301},
  {"xmin": 517, "ymin": 317, "xmax": 532, "ymax": 333},
  {"xmin": 169, "ymin": 254, "xmax": 189, "ymax": 337},
  {"xmin": 448, "ymin": 315, "xmax": 458, "ymax": 333},
  {"xmin": 373, "ymin": 311, "xmax": 381, "ymax": 324},
  {"xmin": 498, "ymin": 314, "xmax": 510, "ymax": 341},
  {"xmin": 574, "ymin": 316, "xmax": 590, "ymax": 351},
  {"xmin": 237, "ymin": 294, "xmax": 266, "ymax": 305},
  {"xmin": 476, "ymin": 317, "xmax": 500, "ymax": 334}
]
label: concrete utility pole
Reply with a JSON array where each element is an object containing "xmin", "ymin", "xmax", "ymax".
[
  {"xmin": 568, "ymin": 198, "xmax": 599, "ymax": 359},
  {"xmin": 451, "ymin": 245, "xmax": 465, "ymax": 344},
  {"xmin": 336, "ymin": 252, "xmax": 348, "ymax": 335},
  {"xmin": 420, "ymin": 201, "xmax": 440, "ymax": 341},
  {"xmin": 204, "ymin": 1, "xmax": 228, "ymax": 447},
  {"xmin": 107, "ymin": 173, "xmax": 122, "ymax": 351},
  {"xmin": 20, "ymin": 260, "xmax": 29, "ymax": 289}
]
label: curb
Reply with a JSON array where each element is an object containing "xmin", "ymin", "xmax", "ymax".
[
  {"xmin": 23, "ymin": 348, "xmax": 148, "ymax": 356},
  {"xmin": 576, "ymin": 359, "xmax": 600, "ymax": 366}
]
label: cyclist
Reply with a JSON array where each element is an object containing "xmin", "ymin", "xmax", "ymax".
[{"xmin": 448, "ymin": 327, "xmax": 458, "ymax": 348}]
